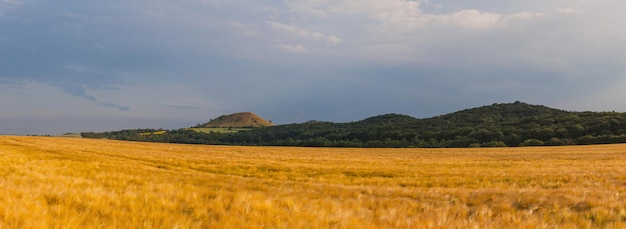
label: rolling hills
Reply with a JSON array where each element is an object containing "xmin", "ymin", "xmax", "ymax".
[{"xmin": 82, "ymin": 101, "xmax": 626, "ymax": 147}]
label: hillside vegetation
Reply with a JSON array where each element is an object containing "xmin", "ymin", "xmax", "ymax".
[
  {"xmin": 83, "ymin": 101, "xmax": 626, "ymax": 148},
  {"xmin": 194, "ymin": 112, "xmax": 273, "ymax": 128},
  {"xmin": 2, "ymin": 136, "xmax": 626, "ymax": 228}
]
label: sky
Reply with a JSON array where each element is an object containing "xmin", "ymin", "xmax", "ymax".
[{"xmin": 1, "ymin": 0, "xmax": 625, "ymax": 135}]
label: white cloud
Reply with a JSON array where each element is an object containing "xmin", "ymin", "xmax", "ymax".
[
  {"xmin": 228, "ymin": 21, "xmax": 258, "ymax": 37},
  {"xmin": 2, "ymin": 0, "xmax": 21, "ymax": 4},
  {"xmin": 505, "ymin": 11, "xmax": 544, "ymax": 20},
  {"xmin": 278, "ymin": 0, "xmax": 619, "ymax": 65},
  {"xmin": 266, "ymin": 21, "xmax": 341, "ymax": 45},
  {"xmin": 266, "ymin": 21, "xmax": 307, "ymax": 35},
  {"xmin": 276, "ymin": 44, "xmax": 308, "ymax": 53},
  {"xmin": 418, "ymin": 9, "xmax": 503, "ymax": 29},
  {"xmin": 326, "ymin": 35, "xmax": 341, "ymax": 45},
  {"xmin": 556, "ymin": 8, "xmax": 583, "ymax": 14},
  {"xmin": 281, "ymin": 0, "xmax": 545, "ymax": 31},
  {"xmin": 0, "ymin": 0, "xmax": 21, "ymax": 16}
]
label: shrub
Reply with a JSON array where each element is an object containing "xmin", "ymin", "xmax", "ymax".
[{"xmin": 519, "ymin": 139, "xmax": 544, "ymax": 146}]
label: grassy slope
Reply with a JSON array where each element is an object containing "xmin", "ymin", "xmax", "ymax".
[
  {"xmin": 196, "ymin": 112, "xmax": 274, "ymax": 128},
  {"xmin": 1, "ymin": 136, "xmax": 625, "ymax": 228}
]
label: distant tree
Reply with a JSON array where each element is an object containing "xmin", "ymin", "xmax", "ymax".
[
  {"xmin": 481, "ymin": 141, "xmax": 507, "ymax": 147},
  {"xmin": 544, "ymin": 138, "xmax": 563, "ymax": 146},
  {"xmin": 519, "ymin": 139, "xmax": 544, "ymax": 147}
]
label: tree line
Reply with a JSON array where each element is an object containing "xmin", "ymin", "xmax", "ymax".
[{"xmin": 82, "ymin": 102, "xmax": 626, "ymax": 148}]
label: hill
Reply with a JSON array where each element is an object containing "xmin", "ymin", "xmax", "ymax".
[
  {"xmin": 195, "ymin": 112, "xmax": 274, "ymax": 128},
  {"xmin": 211, "ymin": 101, "xmax": 626, "ymax": 147},
  {"xmin": 437, "ymin": 101, "xmax": 569, "ymax": 124},
  {"xmin": 82, "ymin": 101, "xmax": 626, "ymax": 147}
]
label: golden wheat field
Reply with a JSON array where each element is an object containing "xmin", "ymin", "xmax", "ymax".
[{"xmin": 1, "ymin": 136, "xmax": 626, "ymax": 228}]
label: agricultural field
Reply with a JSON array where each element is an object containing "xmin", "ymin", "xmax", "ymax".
[{"xmin": 1, "ymin": 136, "xmax": 625, "ymax": 228}]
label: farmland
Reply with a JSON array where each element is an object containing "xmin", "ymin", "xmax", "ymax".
[{"xmin": 1, "ymin": 136, "xmax": 625, "ymax": 228}]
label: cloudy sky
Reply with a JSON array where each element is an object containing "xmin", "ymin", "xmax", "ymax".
[{"xmin": 1, "ymin": 0, "xmax": 625, "ymax": 134}]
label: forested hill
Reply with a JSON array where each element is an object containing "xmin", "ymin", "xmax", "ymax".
[
  {"xmin": 437, "ymin": 101, "xmax": 569, "ymax": 125},
  {"xmin": 82, "ymin": 101, "xmax": 626, "ymax": 148}
]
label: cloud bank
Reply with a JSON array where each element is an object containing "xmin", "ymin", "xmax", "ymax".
[{"xmin": 1, "ymin": 0, "xmax": 625, "ymax": 134}]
